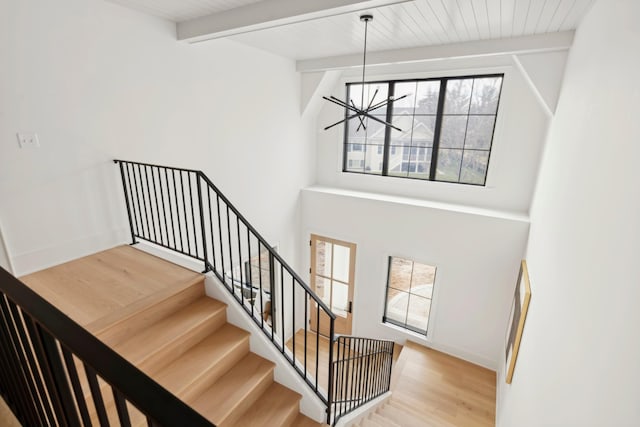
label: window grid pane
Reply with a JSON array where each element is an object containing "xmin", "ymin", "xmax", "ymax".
[
  {"xmin": 343, "ymin": 74, "xmax": 503, "ymax": 186},
  {"xmin": 384, "ymin": 256, "xmax": 437, "ymax": 335}
]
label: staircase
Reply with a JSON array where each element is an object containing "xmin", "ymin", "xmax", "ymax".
[
  {"xmin": 21, "ymin": 246, "xmax": 323, "ymax": 427},
  {"xmin": 88, "ymin": 269, "xmax": 321, "ymax": 426}
]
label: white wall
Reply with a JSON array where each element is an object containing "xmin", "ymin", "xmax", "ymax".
[
  {"xmin": 0, "ymin": 222, "xmax": 12, "ymax": 273},
  {"xmin": 314, "ymin": 54, "xmax": 554, "ymax": 214},
  {"xmin": 0, "ymin": 0, "xmax": 315, "ymax": 275},
  {"xmin": 497, "ymin": 0, "xmax": 640, "ymax": 425},
  {"xmin": 301, "ymin": 187, "xmax": 529, "ymax": 369}
]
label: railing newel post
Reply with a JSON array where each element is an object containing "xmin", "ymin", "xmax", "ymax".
[
  {"xmin": 327, "ymin": 316, "xmax": 335, "ymax": 425},
  {"xmin": 117, "ymin": 160, "xmax": 137, "ymax": 245},
  {"xmin": 196, "ymin": 172, "xmax": 210, "ymax": 273}
]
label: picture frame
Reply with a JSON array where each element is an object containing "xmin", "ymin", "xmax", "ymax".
[{"xmin": 505, "ymin": 260, "xmax": 531, "ymax": 384}]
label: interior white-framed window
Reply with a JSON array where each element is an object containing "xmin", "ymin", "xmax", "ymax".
[
  {"xmin": 343, "ymin": 74, "xmax": 504, "ymax": 186},
  {"xmin": 383, "ymin": 256, "xmax": 436, "ymax": 335}
]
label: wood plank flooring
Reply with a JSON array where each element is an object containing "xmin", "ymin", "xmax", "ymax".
[
  {"xmin": 379, "ymin": 341, "xmax": 496, "ymax": 427},
  {"xmin": 287, "ymin": 330, "xmax": 496, "ymax": 427}
]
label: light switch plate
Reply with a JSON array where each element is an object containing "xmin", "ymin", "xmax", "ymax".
[{"xmin": 17, "ymin": 132, "xmax": 40, "ymax": 148}]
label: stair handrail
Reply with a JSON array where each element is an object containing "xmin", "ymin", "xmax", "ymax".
[
  {"xmin": 0, "ymin": 266, "xmax": 216, "ymax": 426},
  {"xmin": 115, "ymin": 159, "xmax": 337, "ymax": 422},
  {"xmin": 114, "ymin": 159, "xmax": 394, "ymax": 425},
  {"xmin": 114, "ymin": 159, "xmax": 333, "ymax": 315}
]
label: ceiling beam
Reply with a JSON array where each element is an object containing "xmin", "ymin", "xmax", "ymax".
[
  {"xmin": 296, "ymin": 31, "xmax": 575, "ymax": 72},
  {"xmin": 177, "ymin": 0, "xmax": 413, "ymax": 43}
]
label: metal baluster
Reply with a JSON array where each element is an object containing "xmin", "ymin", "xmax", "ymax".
[
  {"xmin": 172, "ymin": 169, "xmax": 183, "ymax": 252},
  {"xmin": 143, "ymin": 165, "xmax": 157, "ymax": 243},
  {"xmin": 280, "ymin": 264, "xmax": 285, "ymax": 353},
  {"xmin": 134, "ymin": 164, "xmax": 149, "ymax": 239},
  {"xmin": 188, "ymin": 172, "xmax": 198, "ymax": 258},
  {"xmin": 291, "ymin": 277, "xmax": 295, "ymax": 364},
  {"xmin": 150, "ymin": 166, "xmax": 162, "ymax": 245},
  {"xmin": 0, "ymin": 300, "xmax": 39, "ymax": 427},
  {"xmin": 179, "ymin": 171, "xmax": 191, "ymax": 255},
  {"xmin": 117, "ymin": 161, "xmax": 136, "ymax": 245},
  {"xmin": 269, "ymin": 252, "xmax": 275, "ymax": 340},
  {"xmin": 304, "ymin": 292, "xmax": 308, "ymax": 378},
  {"xmin": 257, "ymin": 241, "xmax": 264, "ymax": 329},
  {"xmin": 207, "ymin": 187, "xmax": 217, "ymax": 273},
  {"xmin": 158, "ymin": 167, "xmax": 170, "ymax": 247},
  {"xmin": 327, "ymin": 316, "xmax": 335, "ymax": 424},
  {"xmin": 34, "ymin": 323, "xmax": 82, "ymax": 427},
  {"xmin": 163, "ymin": 168, "xmax": 175, "ymax": 249},
  {"xmin": 237, "ymin": 217, "xmax": 244, "ymax": 305},
  {"xmin": 84, "ymin": 364, "xmax": 110, "ymax": 427},
  {"xmin": 7, "ymin": 303, "xmax": 55, "ymax": 424},
  {"xmin": 216, "ymin": 195, "xmax": 225, "ymax": 282},
  {"xmin": 0, "ymin": 296, "xmax": 48, "ymax": 426},
  {"xmin": 226, "ymin": 206, "xmax": 234, "ymax": 295},
  {"xmin": 61, "ymin": 347, "xmax": 92, "ymax": 427},
  {"xmin": 247, "ymin": 231, "xmax": 253, "ymax": 317},
  {"xmin": 196, "ymin": 175, "xmax": 208, "ymax": 272},
  {"xmin": 315, "ymin": 304, "xmax": 320, "ymax": 391},
  {"xmin": 112, "ymin": 389, "xmax": 132, "ymax": 427}
]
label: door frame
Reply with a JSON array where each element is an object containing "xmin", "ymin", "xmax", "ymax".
[{"xmin": 309, "ymin": 234, "xmax": 357, "ymax": 336}]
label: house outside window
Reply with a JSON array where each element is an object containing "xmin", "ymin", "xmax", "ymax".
[
  {"xmin": 383, "ymin": 256, "xmax": 436, "ymax": 335},
  {"xmin": 343, "ymin": 74, "xmax": 503, "ymax": 185}
]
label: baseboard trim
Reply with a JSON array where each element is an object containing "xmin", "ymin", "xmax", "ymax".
[
  {"xmin": 12, "ymin": 228, "xmax": 129, "ymax": 276},
  {"xmin": 427, "ymin": 341, "xmax": 497, "ymax": 371}
]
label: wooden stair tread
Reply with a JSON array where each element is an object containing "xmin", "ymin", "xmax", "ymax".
[
  {"xmin": 92, "ymin": 275, "xmax": 205, "ymax": 344},
  {"xmin": 190, "ymin": 353, "xmax": 275, "ymax": 426},
  {"xmin": 154, "ymin": 323, "xmax": 250, "ymax": 401},
  {"xmin": 229, "ymin": 382, "xmax": 301, "ymax": 427},
  {"xmin": 112, "ymin": 297, "xmax": 226, "ymax": 370}
]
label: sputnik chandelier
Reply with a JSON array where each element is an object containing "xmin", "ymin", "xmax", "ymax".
[{"xmin": 323, "ymin": 14, "xmax": 407, "ymax": 132}]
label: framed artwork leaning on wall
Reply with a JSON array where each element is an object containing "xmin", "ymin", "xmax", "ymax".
[{"xmin": 505, "ymin": 260, "xmax": 532, "ymax": 384}]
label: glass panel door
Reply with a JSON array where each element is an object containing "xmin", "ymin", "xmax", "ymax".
[{"xmin": 310, "ymin": 234, "xmax": 357, "ymax": 336}]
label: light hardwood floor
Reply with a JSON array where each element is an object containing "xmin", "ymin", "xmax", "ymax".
[
  {"xmin": 370, "ymin": 341, "xmax": 496, "ymax": 427},
  {"xmin": 287, "ymin": 329, "xmax": 496, "ymax": 427}
]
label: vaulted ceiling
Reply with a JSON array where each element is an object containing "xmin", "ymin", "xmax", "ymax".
[{"xmin": 105, "ymin": 0, "xmax": 594, "ymax": 60}]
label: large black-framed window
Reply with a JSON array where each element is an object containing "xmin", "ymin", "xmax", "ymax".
[
  {"xmin": 383, "ymin": 256, "xmax": 437, "ymax": 336},
  {"xmin": 343, "ymin": 74, "xmax": 504, "ymax": 186}
]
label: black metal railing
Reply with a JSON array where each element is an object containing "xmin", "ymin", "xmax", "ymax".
[
  {"xmin": 114, "ymin": 160, "xmax": 394, "ymax": 424},
  {"xmin": 330, "ymin": 336, "xmax": 394, "ymax": 425},
  {"xmin": 0, "ymin": 267, "xmax": 215, "ymax": 427}
]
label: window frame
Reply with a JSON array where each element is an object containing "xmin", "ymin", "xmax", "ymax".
[
  {"xmin": 382, "ymin": 256, "xmax": 437, "ymax": 336},
  {"xmin": 342, "ymin": 73, "xmax": 504, "ymax": 186}
]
